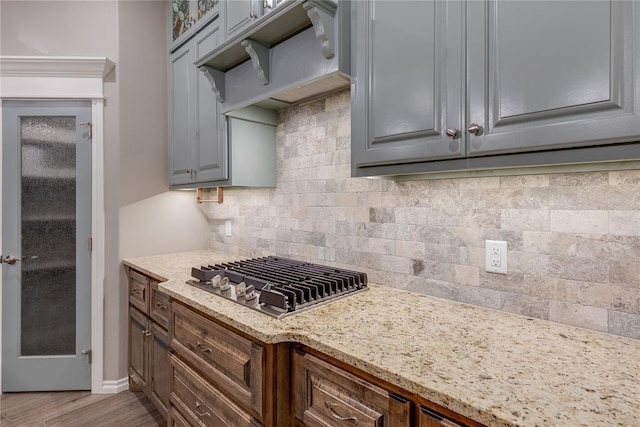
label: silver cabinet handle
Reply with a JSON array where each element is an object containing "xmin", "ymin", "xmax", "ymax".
[
  {"xmin": 196, "ymin": 342, "xmax": 212, "ymax": 353},
  {"xmin": 156, "ymin": 303, "xmax": 168, "ymax": 311},
  {"xmin": 468, "ymin": 124, "xmax": 482, "ymax": 135},
  {"xmin": 194, "ymin": 402, "xmax": 211, "ymax": 417},
  {"xmin": 250, "ymin": 11, "xmax": 257, "ymax": 18},
  {"xmin": 142, "ymin": 329, "xmax": 152, "ymax": 337},
  {"xmin": 446, "ymin": 128, "xmax": 458, "ymax": 139},
  {"xmin": 2, "ymin": 255, "xmax": 20, "ymax": 265},
  {"xmin": 325, "ymin": 402, "xmax": 359, "ymax": 425}
]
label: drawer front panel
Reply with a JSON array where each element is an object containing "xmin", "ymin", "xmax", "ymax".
[
  {"xmin": 150, "ymin": 282, "xmax": 170, "ymax": 330},
  {"xmin": 171, "ymin": 302, "xmax": 264, "ymax": 416},
  {"xmin": 169, "ymin": 354, "xmax": 260, "ymax": 427},
  {"xmin": 129, "ymin": 269, "xmax": 150, "ymax": 314},
  {"xmin": 419, "ymin": 406, "xmax": 464, "ymax": 427},
  {"xmin": 293, "ymin": 350, "xmax": 411, "ymax": 427},
  {"xmin": 168, "ymin": 407, "xmax": 191, "ymax": 427}
]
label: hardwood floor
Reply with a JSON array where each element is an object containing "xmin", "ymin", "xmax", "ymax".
[{"xmin": 0, "ymin": 390, "xmax": 164, "ymax": 427}]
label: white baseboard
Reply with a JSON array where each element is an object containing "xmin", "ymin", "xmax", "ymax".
[{"xmin": 99, "ymin": 377, "xmax": 129, "ymax": 394}]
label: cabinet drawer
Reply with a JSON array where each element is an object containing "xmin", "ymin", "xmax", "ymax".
[
  {"xmin": 168, "ymin": 407, "xmax": 191, "ymax": 427},
  {"xmin": 419, "ymin": 406, "xmax": 464, "ymax": 427},
  {"xmin": 169, "ymin": 354, "xmax": 261, "ymax": 427},
  {"xmin": 150, "ymin": 282, "xmax": 170, "ymax": 330},
  {"xmin": 293, "ymin": 350, "xmax": 411, "ymax": 427},
  {"xmin": 129, "ymin": 269, "xmax": 150, "ymax": 314},
  {"xmin": 170, "ymin": 302, "xmax": 264, "ymax": 417}
]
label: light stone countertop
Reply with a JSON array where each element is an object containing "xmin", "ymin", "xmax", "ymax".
[{"xmin": 123, "ymin": 249, "xmax": 640, "ymax": 427}]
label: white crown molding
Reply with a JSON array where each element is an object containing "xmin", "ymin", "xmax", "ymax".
[{"xmin": 0, "ymin": 56, "xmax": 114, "ymax": 78}]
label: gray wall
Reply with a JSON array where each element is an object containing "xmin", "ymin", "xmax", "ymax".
[
  {"xmin": 1, "ymin": 0, "xmax": 210, "ymax": 382},
  {"xmin": 1, "ymin": 0, "xmax": 123, "ymax": 381},
  {"xmin": 206, "ymin": 89, "xmax": 640, "ymax": 340}
]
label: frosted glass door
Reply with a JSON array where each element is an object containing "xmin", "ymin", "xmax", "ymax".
[{"xmin": 2, "ymin": 101, "xmax": 92, "ymax": 391}]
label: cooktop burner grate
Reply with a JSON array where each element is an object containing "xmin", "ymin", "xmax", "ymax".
[{"xmin": 187, "ymin": 256, "xmax": 368, "ymax": 318}]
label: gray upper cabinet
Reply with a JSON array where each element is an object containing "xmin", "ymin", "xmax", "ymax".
[
  {"xmin": 351, "ymin": 0, "xmax": 465, "ymax": 169},
  {"xmin": 352, "ymin": 0, "xmax": 640, "ymax": 177},
  {"xmin": 169, "ymin": 17, "xmax": 228, "ymax": 186},
  {"xmin": 169, "ymin": 42, "xmax": 194, "ymax": 185},
  {"xmin": 225, "ymin": 0, "xmax": 261, "ymax": 39},
  {"xmin": 467, "ymin": 0, "xmax": 640, "ymax": 156}
]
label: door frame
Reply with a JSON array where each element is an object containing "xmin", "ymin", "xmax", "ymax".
[{"xmin": 0, "ymin": 56, "xmax": 114, "ymax": 393}]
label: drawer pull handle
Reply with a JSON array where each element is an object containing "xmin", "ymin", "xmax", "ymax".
[
  {"xmin": 196, "ymin": 342, "xmax": 212, "ymax": 353},
  {"xmin": 325, "ymin": 402, "xmax": 359, "ymax": 425},
  {"xmin": 156, "ymin": 303, "xmax": 168, "ymax": 311},
  {"xmin": 132, "ymin": 289, "xmax": 142, "ymax": 295},
  {"xmin": 194, "ymin": 401, "xmax": 211, "ymax": 417}
]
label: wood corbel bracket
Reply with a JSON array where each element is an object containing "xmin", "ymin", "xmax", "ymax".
[
  {"xmin": 196, "ymin": 187, "xmax": 224, "ymax": 204},
  {"xmin": 241, "ymin": 39, "xmax": 270, "ymax": 85},
  {"xmin": 302, "ymin": 0, "xmax": 338, "ymax": 59},
  {"xmin": 199, "ymin": 65, "xmax": 225, "ymax": 103}
]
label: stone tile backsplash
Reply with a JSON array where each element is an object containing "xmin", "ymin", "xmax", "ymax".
[{"xmin": 204, "ymin": 89, "xmax": 640, "ymax": 339}]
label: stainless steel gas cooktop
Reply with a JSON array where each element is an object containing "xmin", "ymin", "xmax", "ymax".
[{"xmin": 187, "ymin": 256, "xmax": 368, "ymax": 318}]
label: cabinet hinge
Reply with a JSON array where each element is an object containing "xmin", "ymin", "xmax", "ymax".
[{"xmin": 88, "ymin": 237, "xmax": 93, "ymax": 252}]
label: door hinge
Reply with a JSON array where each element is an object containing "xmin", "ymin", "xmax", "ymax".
[
  {"xmin": 81, "ymin": 349, "xmax": 92, "ymax": 364},
  {"xmin": 79, "ymin": 121, "xmax": 92, "ymax": 140},
  {"xmin": 88, "ymin": 237, "xmax": 93, "ymax": 252}
]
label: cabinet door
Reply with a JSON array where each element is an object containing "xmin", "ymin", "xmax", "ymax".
[
  {"xmin": 149, "ymin": 323, "xmax": 171, "ymax": 419},
  {"xmin": 351, "ymin": 0, "xmax": 465, "ymax": 169},
  {"xmin": 128, "ymin": 307, "xmax": 149, "ymax": 390},
  {"xmin": 193, "ymin": 25, "xmax": 228, "ymax": 183},
  {"xmin": 468, "ymin": 0, "xmax": 640, "ymax": 156},
  {"xmin": 225, "ymin": 0, "xmax": 261, "ymax": 39},
  {"xmin": 169, "ymin": 42, "xmax": 195, "ymax": 185}
]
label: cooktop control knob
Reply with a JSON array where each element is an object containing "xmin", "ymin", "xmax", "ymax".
[
  {"xmin": 236, "ymin": 282, "xmax": 247, "ymax": 297},
  {"xmin": 245, "ymin": 285, "xmax": 257, "ymax": 301},
  {"xmin": 219, "ymin": 277, "xmax": 231, "ymax": 292},
  {"xmin": 211, "ymin": 275, "xmax": 222, "ymax": 288}
]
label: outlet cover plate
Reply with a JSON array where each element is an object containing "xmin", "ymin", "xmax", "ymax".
[
  {"xmin": 225, "ymin": 220, "xmax": 232, "ymax": 237},
  {"xmin": 485, "ymin": 240, "xmax": 508, "ymax": 274}
]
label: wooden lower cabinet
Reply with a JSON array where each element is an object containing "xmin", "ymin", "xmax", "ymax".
[
  {"xmin": 168, "ymin": 407, "xmax": 192, "ymax": 427},
  {"xmin": 293, "ymin": 349, "xmax": 411, "ymax": 426},
  {"xmin": 149, "ymin": 322, "xmax": 171, "ymax": 416},
  {"xmin": 127, "ymin": 269, "xmax": 480, "ymax": 427},
  {"xmin": 128, "ymin": 306, "xmax": 148, "ymax": 390},
  {"xmin": 419, "ymin": 406, "xmax": 464, "ymax": 427},
  {"xmin": 127, "ymin": 269, "xmax": 171, "ymax": 419},
  {"xmin": 170, "ymin": 301, "xmax": 264, "ymax": 417},
  {"xmin": 170, "ymin": 354, "xmax": 262, "ymax": 426}
]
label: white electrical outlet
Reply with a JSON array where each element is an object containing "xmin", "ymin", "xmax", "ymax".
[
  {"xmin": 225, "ymin": 220, "xmax": 232, "ymax": 237},
  {"xmin": 485, "ymin": 240, "xmax": 508, "ymax": 274}
]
